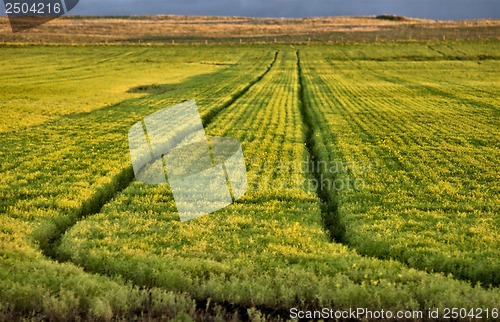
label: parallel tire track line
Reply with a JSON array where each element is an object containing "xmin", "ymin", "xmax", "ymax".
[{"xmin": 42, "ymin": 51, "xmax": 280, "ymax": 260}]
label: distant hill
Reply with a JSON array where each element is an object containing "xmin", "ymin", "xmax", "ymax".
[{"xmin": 0, "ymin": 15, "xmax": 498, "ymax": 44}]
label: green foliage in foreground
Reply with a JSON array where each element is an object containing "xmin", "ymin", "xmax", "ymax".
[
  {"xmin": 299, "ymin": 45, "xmax": 499, "ymax": 286},
  {"xmin": 0, "ymin": 45, "xmax": 278, "ymax": 320},
  {"xmin": 58, "ymin": 49, "xmax": 499, "ymax": 316},
  {"xmin": 0, "ymin": 42, "xmax": 499, "ymax": 320}
]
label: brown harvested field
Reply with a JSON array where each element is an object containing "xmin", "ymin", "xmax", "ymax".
[{"xmin": 0, "ymin": 15, "xmax": 499, "ymax": 44}]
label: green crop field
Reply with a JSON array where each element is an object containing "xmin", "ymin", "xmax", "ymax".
[{"xmin": 0, "ymin": 41, "xmax": 499, "ymax": 321}]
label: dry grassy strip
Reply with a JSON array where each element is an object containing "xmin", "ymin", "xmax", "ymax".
[
  {"xmin": 1, "ymin": 17, "xmax": 499, "ymax": 44},
  {"xmin": 56, "ymin": 49, "xmax": 500, "ymax": 318},
  {"xmin": 0, "ymin": 46, "xmax": 278, "ymax": 319},
  {"xmin": 299, "ymin": 46, "xmax": 499, "ymax": 287}
]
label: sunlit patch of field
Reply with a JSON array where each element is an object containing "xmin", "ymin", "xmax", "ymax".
[{"xmin": 1, "ymin": 41, "xmax": 498, "ymax": 320}]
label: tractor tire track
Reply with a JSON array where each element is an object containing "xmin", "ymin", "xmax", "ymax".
[
  {"xmin": 298, "ymin": 51, "xmax": 499, "ymax": 288},
  {"xmin": 46, "ymin": 49, "xmax": 322, "ymax": 322},
  {"xmin": 42, "ymin": 51, "xmax": 279, "ymax": 260},
  {"xmin": 296, "ymin": 50, "xmax": 346, "ymax": 243}
]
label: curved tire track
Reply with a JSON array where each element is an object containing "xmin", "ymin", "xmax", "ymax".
[{"xmin": 42, "ymin": 51, "xmax": 279, "ymax": 260}]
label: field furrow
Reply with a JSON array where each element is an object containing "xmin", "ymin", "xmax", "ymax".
[
  {"xmin": 53, "ymin": 49, "xmax": 500, "ymax": 317},
  {"xmin": 1, "ymin": 43, "xmax": 499, "ymax": 320},
  {"xmin": 299, "ymin": 46, "xmax": 499, "ymax": 286},
  {"xmin": 0, "ymin": 46, "xmax": 280, "ymax": 318}
]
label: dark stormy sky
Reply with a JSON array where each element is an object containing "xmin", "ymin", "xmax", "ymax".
[
  {"xmin": 69, "ymin": 0, "xmax": 499, "ymax": 20},
  {"xmin": 2, "ymin": 1, "xmax": 499, "ymax": 19}
]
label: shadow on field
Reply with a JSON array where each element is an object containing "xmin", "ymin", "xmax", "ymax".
[{"xmin": 11, "ymin": 50, "xmax": 278, "ymax": 263}]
